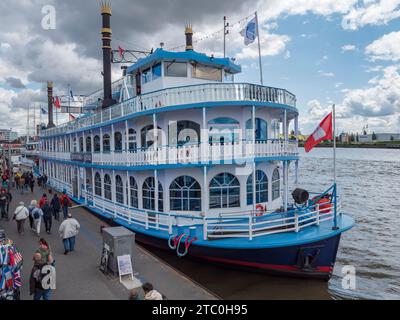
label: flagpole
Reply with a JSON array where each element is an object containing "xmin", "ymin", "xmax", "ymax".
[
  {"xmin": 255, "ymin": 11, "xmax": 263, "ymax": 85},
  {"xmin": 333, "ymin": 104, "xmax": 338, "ymax": 230}
]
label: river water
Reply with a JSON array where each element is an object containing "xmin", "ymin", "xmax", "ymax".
[{"xmin": 146, "ymin": 148, "xmax": 400, "ymax": 300}]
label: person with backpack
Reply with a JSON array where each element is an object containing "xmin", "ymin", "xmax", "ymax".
[
  {"xmin": 13, "ymin": 201, "xmax": 29, "ymax": 234},
  {"xmin": 29, "ymin": 252, "xmax": 53, "ymax": 300},
  {"xmin": 42, "ymin": 200, "xmax": 53, "ymax": 234},
  {"xmin": 60, "ymin": 190, "xmax": 72, "ymax": 220},
  {"xmin": 50, "ymin": 193, "xmax": 61, "ymax": 221},
  {"xmin": 28, "ymin": 200, "xmax": 36, "ymax": 230},
  {"xmin": 31, "ymin": 200, "xmax": 44, "ymax": 237}
]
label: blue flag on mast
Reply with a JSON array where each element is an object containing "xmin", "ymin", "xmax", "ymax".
[
  {"xmin": 41, "ymin": 107, "xmax": 48, "ymax": 115},
  {"xmin": 240, "ymin": 16, "xmax": 258, "ymax": 46}
]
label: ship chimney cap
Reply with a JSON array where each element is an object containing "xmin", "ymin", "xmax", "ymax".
[
  {"xmin": 185, "ymin": 24, "xmax": 193, "ymax": 35},
  {"xmin": 100, "ymin": 0, "xmax": 112, "ymax": 15},
  {"xmin": 47, "ymin": 81, "xmax": 53, "ymax": 88}
]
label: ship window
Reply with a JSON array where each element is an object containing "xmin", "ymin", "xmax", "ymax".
[
  {"xmin": 142, "ymin": 68, "xmax": 152, "ymax": 84},
  {"xmin": 170, "ymin": 176, "xmax": 201, "ymax": 211},
  {"xmin": 128, "ymin": 129, "xmax": 137, "ymax": 151},
  {"xmin": 169, "ymin": 120, "xmax": 200, "ymax": 146},
  {"xmin": 192, "ymin": 64, "xmax": 222, "ymax": 81},
  {"xmin": 86, "ymin": 136, "xmax": 92, "ymax": 152},
  {"xmin": 208, "ymin": 117, "xmax": 240, "ymax": 144},
  {"xmin": 95, "ymin": 172, "xmax": 102, "ymax": 196},
  {"xmin": 209, "ymin": 173, "xmax": 240, "ymax": 209},
  {"xmin": 94, "ymin": 135, "xmax": 100, "ymax": 152},
  {"xmin": 114, "ymin": 131, "xmax": 123, "ymax": 152},
  {"xmin": 73, "ymin": 138, "xmax": 78, "ymax": 152},
  {"xmin": 103, "ymin": 134, "xmax": 111, "ymax": 153},
  {"xmin": 115, "ymin": 175, "xmax": 124, "ymax": 204},
  {"xmin": 272, "ymin": 168, "xmax": 280, "ymax": 200},
  {"xmin": 271, "ymin": 119, "xmax": 280, "ymax": 140},
  {"xmin": 224, "ymin": 71, "xmax": 234, "ymax": 82},
  {"xmin": 104, "ymin": 174, "xmax": 112, "ymax": 200},
  {"xmin": 143, "ymin": 177, "xmax": 163, "ymax": 212},
  {"xmin": 129, "ymin": 176, "xmax": 138, "ymax": 208},
  {"xmin": 79, "ymin": 137, "xmax": 84, "ymax": 152},
  {"xmin": 247, "ymin": 170, "xmax": 269, "ymax": 205},
  {"xmin": 141, "ymin": 125, "xmax": 162, "ymax": 149},
  {"xmin": 164, "ymin": 62, "xmax": 187, "ymax": 77},
  {"xmin": 152, "ymin": 63, "xmax": 162, "ymax": 80},
  {"xmin": 246, "ymin": 118, "xmax": 268, "ymax": 142}
]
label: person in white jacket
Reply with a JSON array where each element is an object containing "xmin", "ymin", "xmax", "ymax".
[
  {"xmin": 59, "ymin": 213, "xmax": 80, "ymax": 255},
  {"xmin": 14, "ymin": 201, "xmax": 29, "ymax": 234},
  {"xmin": 142, "ymin": 283, "xmax": 163, "ymax": 300}
]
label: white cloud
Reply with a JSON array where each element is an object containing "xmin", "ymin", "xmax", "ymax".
[
  {"xmin": 318, "ymin": 70, "xmax": 335, "ymax": 77},
  {"xmin": 365, "ymin": 31, "xmax": 400, "ymax": 62},
  {"xmin": 342, "ymin": 0, "xmax": 400, "ymax": 30},
  {"xmin": 341, "ymin": 44, "xmax": 356, "ymax": 52}
]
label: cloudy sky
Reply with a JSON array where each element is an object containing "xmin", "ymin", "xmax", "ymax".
[{"xmin": 0, "ymin": 0, "xmax": 400, "ymax": 135}]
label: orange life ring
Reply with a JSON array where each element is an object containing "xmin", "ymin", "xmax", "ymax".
[{"xmin": 255, "ymin": 204, "xmax": 266, "ymax": 217}]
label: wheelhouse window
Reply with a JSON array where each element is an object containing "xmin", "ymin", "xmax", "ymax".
[
  {"xmin": 152, "ymin": 63, "xmax": 162, "ymax": 80},
  {"xmin": 209, "ymin": 173, "xmax": 240, "ymax": 209},
  {"xmin": 94, "ymin": 135, "xmax": 100, "ymax": 152},
  {"xmin": 114, "ymin": 131, "xmax": 123, "ymax": 152},
  {"xmin": 86, "ymin": 136, "xmax": 92, "ymax": 152},
  {"xmin": 170, "ymin": 176, "xmax": 201, "ymax": 211},
  {"xmin": 142, "ymin": 68, "xmax": 152, "ymax": 84},
  {"xmin": 94, "ymin": 173, "xmax": 102, "ymax": 196},
  {"xmin": 143, "ymin": 177, "xmax": 163, "ymax": 212},
  {"xmin": 104, "ymin": 174, "xmax": 112, "ymax": 200},
  {"xmin": 247, "ymin": 170, "xmax": 269, "ymax": 205},
  {"xmin": 272, "ymin": 168, "xmax": 280, "ymax": 200},
  {"xmin": 115, "ymin": 175, "xmax": 124, "ymax": 204},
  {"xmin": 129, "ymin": 176, "xmax": 138, "ymax": 208},
  {"xmin": 164, "ymin": 62, "xmax": 187, "ymax": 77},
  {"xmin": 246, "ymin": 118, "xmax": 268, "ymax": 142},
  {"xmin": 192, "ymin": 64, "xmax": 222, "ymax": 81},
  {"xmin": 103, "ymin": 134, "xmax": 111, "ymax": 153}
]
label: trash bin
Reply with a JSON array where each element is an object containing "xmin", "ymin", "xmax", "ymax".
[{"xmin": 102, "ymin": 227, "xmax": 135, "ymax": 275}]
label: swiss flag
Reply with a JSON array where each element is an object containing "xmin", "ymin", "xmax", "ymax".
[
  {"xmin": 53, "ymin": 96, "xmax": 61, "ymax": 109},
  {"xmin": 304, "ymin": 112, "xmax": 333, "ymax": 153}
]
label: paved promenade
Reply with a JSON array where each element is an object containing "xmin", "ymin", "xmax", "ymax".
[{"xmin": 0, "ymin": 186, "xmax": 217, "ymax": 300}]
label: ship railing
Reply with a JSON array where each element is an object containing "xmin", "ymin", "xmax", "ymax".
[{"xmin": 41, "ymin": 83, "xmax": 297, "ymax": 137}]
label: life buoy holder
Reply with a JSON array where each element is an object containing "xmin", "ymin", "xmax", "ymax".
[{"xmin": 255, "ymin": 204, "xmax": 266, "ymax": 217}]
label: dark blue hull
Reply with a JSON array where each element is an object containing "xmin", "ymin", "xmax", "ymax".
[{"xmin": 134, "ymin": 231, "xmax": 341, "ymax": 280}]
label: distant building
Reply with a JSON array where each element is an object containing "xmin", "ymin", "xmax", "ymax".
[
  {"xmin": 339, "ymin": 133, "xmax": 350, "ymax": 143},
  {"xmin": 358, "ymin": 133, "xmax": 400, "ymax": 143},
  {"xmin": 0, "ymin": 129, "xmax": 18, "ymax": 143}
]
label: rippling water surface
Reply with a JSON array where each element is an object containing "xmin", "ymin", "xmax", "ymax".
[{"xmin": 146, "ymin": 148, "xmax": 400, "ymax": 300}]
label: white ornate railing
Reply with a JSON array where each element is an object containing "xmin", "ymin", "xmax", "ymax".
[
  {"xmin": 41, "ymin": 140, "xmax": 298, "ymax": 165},
  {"xmin": 41, "ymin": 83, "xmax": 297, "ymax": 137}
]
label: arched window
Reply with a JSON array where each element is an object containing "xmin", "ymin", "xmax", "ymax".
[
  {"xmin": 246, "ymin": 118, "xmax": 268, "ymax": 142},
  {"xmin": 94, "ymin": 135, "xmax": 100, "ymax": 152},
  {"xmin": 114, "ymin": 131, "xmax": 123, "ymax": 152},
  {"xmin": 141, "ymin": 125, "xmax": 162, "ymax": 149},
  {"xmin": 209, "ymin": 173, "xmax": 240, "ymax": 209},
  {"xmin": 115, "ymin": 175, "xmax": 124, "ymax": 204},
  {"xmin": 103, "ymin": 134, "xmax": 111, "ymax": 153},
  {"xmin": 247, "ymin": 170, "xmax": 268, "ymax": 205},
  {"xmin": 104, "ymin": 174, "xmax": 112, "ymax": 200},
  {"xmin": 143, "ymin": 177, "xmax": 163, "ymax": 212},
  {"xmin": 169, "ymin": 121, "xmax": 200, "ymax": 147},
  {"xmin": 94, "ymin": 172, "xmax": 102, "ymax": 196},
  {"xmin": 129, "ymin": 176, "xmax": 138, "ymax": 208},
  {"xmin": 272, "ymin": 168, "xmax": 280, "ymax": 200},
  {"xmin": 170, "ymin": 176, "xmax": 201, "ymax": 211},
  {"xmin": 128, "ymin": 129, "xmax": 137, "ymax": 151},
  {"xmin": 86, "ymin": 136, "xmax": 92, "ymax": 152},
  {"xmin": 79, "ymin": 137, "xmax": 84, "ymax": 152}
]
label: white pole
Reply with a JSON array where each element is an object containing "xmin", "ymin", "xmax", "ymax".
[{"xmin": 255, "ymin": 11, "xmax": 263, "ymax": 85}]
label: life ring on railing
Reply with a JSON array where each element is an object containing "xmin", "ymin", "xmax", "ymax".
[
  {"xmin": 255, "ymin": 204, "xmax": 266, "ymax": 217},
  {"xmin": 312, "ymin": 195, "xmax": 332, "ymax": 214},
  {"xmin": 177, "ymin": 236, "xmax": 198, "ymax": 258}
]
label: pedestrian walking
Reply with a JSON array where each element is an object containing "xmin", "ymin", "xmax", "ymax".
[
  {"xmin": 42, "ymin": 174, "xmax": 48, "ymax": 189},
  {"xmin": 35, "ymin": 238, "xmax": 54, "ymax": 265},
  {"xmin": 29, "ymin": 177, "xmax": 35, "ymax": 193},
  {"xmin": 28, "ymin": 200, "xmax": 36, "ymax": 230},
  {"xmin": 31, "ymin": 200, "xmax": 44, "ymax": 237},
  {"xmin": 60, "ymin": 190, "xmax": 72, "ymax": 219},
  {"xmin": 6, "ymin": 189, "xmax": 12, "ymax": 214},
  {"xmin": 50, "ymin": 193, "xmax": 61, "ymax": 221},
  {"xmin": 13, "ymin": 201, "xmax": 29, "ymax": 234},
  {"xmin": 18, "ymin": 176, "xmax": 25, "ymax": 194},
  {"xmin": 0, "ymin": 188, "xmax": 9, "ymax": 220},
  {"xmin": 29, "ymin": 253, "xmax": 52, "ymax": 300},
  {"xmin": 39, "ymin": 193, "xmax": 47, "ymax": 208},
  {"xmin": 42, "ymin": 200, "xmax": 53, "ymax": 234},
  {"xmin": 59, "ymin": 213, "xmax": 80, "ymax": 255}
]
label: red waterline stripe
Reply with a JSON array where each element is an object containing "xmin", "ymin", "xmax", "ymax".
[{"xmin": 200, "ymin": 255, "xmax": 333, "ymax": 273}]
